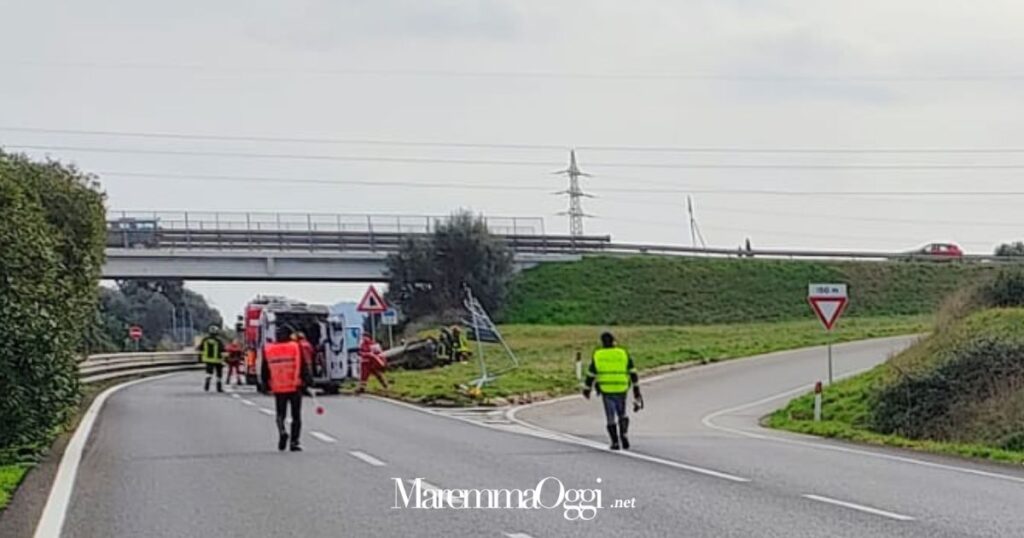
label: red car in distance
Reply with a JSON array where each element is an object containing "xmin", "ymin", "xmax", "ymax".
[{"xmin": 913, "ymin": 243, "xmax": 964, "ymax": 261}]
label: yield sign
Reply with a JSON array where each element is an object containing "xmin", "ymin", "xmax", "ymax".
[
  {"xmin": 357, "ymin": 285, "xmax": 388, "ymax": 313},
  {"xmin": 808, "ymin": 283, "xmax": 848, "ymax": 331}
]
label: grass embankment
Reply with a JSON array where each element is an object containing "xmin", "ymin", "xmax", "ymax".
[
  {"xmin": 385, "ymin": 315, "xmax": 930, "ymax": 405},
  {"xmin": 770, "ymin": 307, "xmax": 1024, "ymax": 464},
  {"xmin": 505, "ymin": 257, "xmax": 991, "ymax": 325},
  {"xmin": 0, "ymin": 465, "xmax": 28, "ymax": 511}
]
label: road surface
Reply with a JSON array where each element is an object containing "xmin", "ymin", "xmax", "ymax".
[{"xmin": 46, "ymin": 336, "xmax": 1024, "ymax": 537}]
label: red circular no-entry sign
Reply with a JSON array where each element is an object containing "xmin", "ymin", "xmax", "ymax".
[{"xmin": 129, "ymin": 325, "xmax": 143, "ymax": 340}]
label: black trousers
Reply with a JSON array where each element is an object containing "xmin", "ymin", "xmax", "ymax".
[
  {"xmin": 274, "ymin": 391, "xmax": 302, "ymax": 442},
  {"xmin": 204, "ymin": 363, "xmax": 223, "ymax": 378}
]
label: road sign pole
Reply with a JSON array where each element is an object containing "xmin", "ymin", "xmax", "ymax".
[
  {"xmin": 827, "ymin": 339, "xmax": 833, "ymax": 385},
  {"xmin": 387, "ymin": 324, "xmax": 393, "ymax": 349}
]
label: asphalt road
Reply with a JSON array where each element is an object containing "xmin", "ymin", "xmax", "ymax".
[
  {"xmin": 520, "ymin": 335, "xmax": 1024, "ymax": 538},
  {"xmin": 52, "ymin": 336, "xmax": 1024, "ymax": 537}
]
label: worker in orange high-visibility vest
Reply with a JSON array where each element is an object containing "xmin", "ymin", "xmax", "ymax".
[{"xmin": 262, "ymin": 337, "xmax": 308, "ymax": 452}]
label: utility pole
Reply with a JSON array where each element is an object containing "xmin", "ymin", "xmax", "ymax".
[{"xmin": 555, "ymin": 150, "xmax": 592, "ymax": 237}]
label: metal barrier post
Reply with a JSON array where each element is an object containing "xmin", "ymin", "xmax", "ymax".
[
  {"xmin": 307, "ymin": 213, "xmax": 314, "ymax": 252},
  {"xmin": 184, "ymin": 212, "xmax": 191, "ymax": 249},
  {"xmin": 368, "ymin": 215, "xmax": 376, "ymax": 251}
]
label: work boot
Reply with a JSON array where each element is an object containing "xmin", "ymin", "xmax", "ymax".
[
  {"xmin": 204, "ymin": 377, "xmax": 211, "ymax": 392},
  {"xmin": 619, "ymin": 417, "xmax": 631, "ymax": 450},
  {"xmin": 290, "ymin": 421, "xmax": 301, "ymax": 449},
  {"xmin": 216, "ymin": 381, "xmax": 223, "ymax": 393},
  {"xmin": 278, "ymin": 432, "xmax": 289, "ymax": 452},
  {"xmin": 607, "ymin": 424, "xmax": 621, "ymax": 450}
]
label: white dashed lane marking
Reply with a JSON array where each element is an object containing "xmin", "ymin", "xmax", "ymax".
[
  {"xmin": 349, "ymin": 450, "xmax": 387, "ymax": 467},
  {"xmin": 258, "ymin": 408, "xmax": 275, "ymax": 416},
  {"xmin": 803, "ymin": 494, "xmax": 915, "ymax": 521},
  {"xmin": 310, "ymin": 431, "xmax": 337, "ymax": 444}
]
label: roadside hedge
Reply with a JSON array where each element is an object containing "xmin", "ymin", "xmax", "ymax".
[{"xmin": 0, "ymin": 151, "xmax": 106, "ymax": 458}]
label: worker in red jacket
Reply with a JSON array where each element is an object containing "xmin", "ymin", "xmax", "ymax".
[
  {"xmin": 225, "ymin": 341, "xmax": 244, "ymax": 386},
  {"xmin": 262, "ymin": 337, "xmax": 307, "ymax": 452},
  {"xmin": 357, "ymin": 333, "xmax": 389, "ymax": 393}
]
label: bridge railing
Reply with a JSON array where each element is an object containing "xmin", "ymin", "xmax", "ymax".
[
  {"xmin": 104, "ymin": 210, "xmax": 619, "ymax": 254},
  {"xmin": 107, "ymin": 210, "xmax": 545, "ymax": 236}
]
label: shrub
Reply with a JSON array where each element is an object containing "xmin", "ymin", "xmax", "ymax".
[{"xmin": 0, "ymin": 152, "xmax": 106, "ymax": 456}]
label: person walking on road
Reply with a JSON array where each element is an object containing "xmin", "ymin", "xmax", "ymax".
[
  {"xmin": 583, "ymin": 332, "xmax": 644, "ymax": 450},
  {"xmin": 198, "ymin": 326, "xmax": 226, "ymax": 393},
  {"xmin": 262, "ymin": 335, "xmax": 308, "ymax": 452},
  {"xmin": 225, "ymin": 340, "xmax": 244, "ymax": 386}
]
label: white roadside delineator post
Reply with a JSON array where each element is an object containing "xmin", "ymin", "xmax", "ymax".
[{"xmin": 813, "ymin": 380, "xmax": 823, "ymax": 422}]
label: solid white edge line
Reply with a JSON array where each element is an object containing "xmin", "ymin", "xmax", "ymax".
[
  {"xmin": 258, "ymin": 408, "xmax": 275, "ymax": 416},
  {"xmin": 365, "ymin": 394, "xmax": 751, "ymax": 483},
  {"xmin": 33, "ymin": 373, "xmax": 180, "ymax": 538},
  {"xmin": 349, "ymin": 450, "xmax": 387, "ymax": 467},
  {"xmin": 802, "ymin": 494, "xmax": 916, "ymax": 521},
  {"xmin": 505, "ymin": 406, "xmax": 751, "ymax": 483},
  {"xmin": 310, "ymin": 431, "xmax": 337, "ymax": 444},
  {"xmin": 700, "ymin": 368, "xmax": 1024, "ymax": 485}
]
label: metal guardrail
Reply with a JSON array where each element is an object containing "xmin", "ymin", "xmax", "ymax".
[
  {"xmin": 593, "ymin": 243, "xmax": 1024, "ymax": 263},
  {"xmin": 79, "ymin": 351, "xmax": 201, "ymax": 384}
]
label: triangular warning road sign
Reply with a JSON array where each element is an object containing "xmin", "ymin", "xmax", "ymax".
[
  {"xmin": 357, "ymin": 286, "xmax": 388, "ymax": 313},
  {"xmin": 808, "ymin": 297, "xmax": 847, "ymax": 331}
]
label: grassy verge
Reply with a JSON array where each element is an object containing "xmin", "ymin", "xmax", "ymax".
[
  {"xmin": 768, "ymin": 307, "xmax": 1024, "ymax": 465},
  {"xmin": 0, "ymin": 464, "xmax": 29, "ymax": 511},
  {"xmin": 767, "ymin": 377, "xmax": 1024, "ymax": 464},
  {"xmin": 383, "ymin": 314, "xmax": 930, "ymax": 405}
]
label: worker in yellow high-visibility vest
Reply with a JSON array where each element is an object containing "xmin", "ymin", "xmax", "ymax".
[{"xmin": 583, "ymin": 332, "xmax": 643, "ymax": 450}]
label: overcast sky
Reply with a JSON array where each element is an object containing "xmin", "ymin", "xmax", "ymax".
[{"xmin": 5, "ymin": 0, "xmax": 1024, "ymax": 316}]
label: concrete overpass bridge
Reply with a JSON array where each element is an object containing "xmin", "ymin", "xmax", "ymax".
[{"xmin": 103, "ymin": 211, "xmax": 604, "ymax": 281}]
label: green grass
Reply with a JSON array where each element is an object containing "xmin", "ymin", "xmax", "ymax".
[
  {"xmin": 383, "ymin": 315, "xmax": 930, "ymax": 405},
  {"xmin": 769, "ymin": 308, "xmax": 1024, "ymax": 464},
  {"xmin": 505, "ymin": 256, "xmax": 993, "ymax": 326},
  {"xmin": 0, "ymin": 464, "xmax": 29, "ymax": 511}
]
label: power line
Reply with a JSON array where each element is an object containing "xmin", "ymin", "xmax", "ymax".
[
  {"xmin": 695, "ymin": 204, "xmax": 1024, "ymax": 229},
  {"xmin": 16, "ymin": 144, "xmax": 1024, "ymax": 171},
  {"xmin": 96, "ymin": 170, "xmax": 1024, "ymax": 198},
  {"xmin": 97, "ymin": 171, "xmax": 542, "ymax": 192},
  {"xmin": 13, "ymin": 62, "xmax": 1024, "ymax": 82},
  {"xmin": 10, "ymin": 126, "xmax": 1024, "ymax": 154}
]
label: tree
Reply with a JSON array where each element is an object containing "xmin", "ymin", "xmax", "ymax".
[
  {"xmin": 385, "ymin": 211, "xmax": 513, "ymax": 322},
  {"xmin": 88, "ymin": 280, "xmax": 223, "ymax": 351},
  {"xmin": 995, "ymin": 242, "xmax": 1024, "ymax": 256}
]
